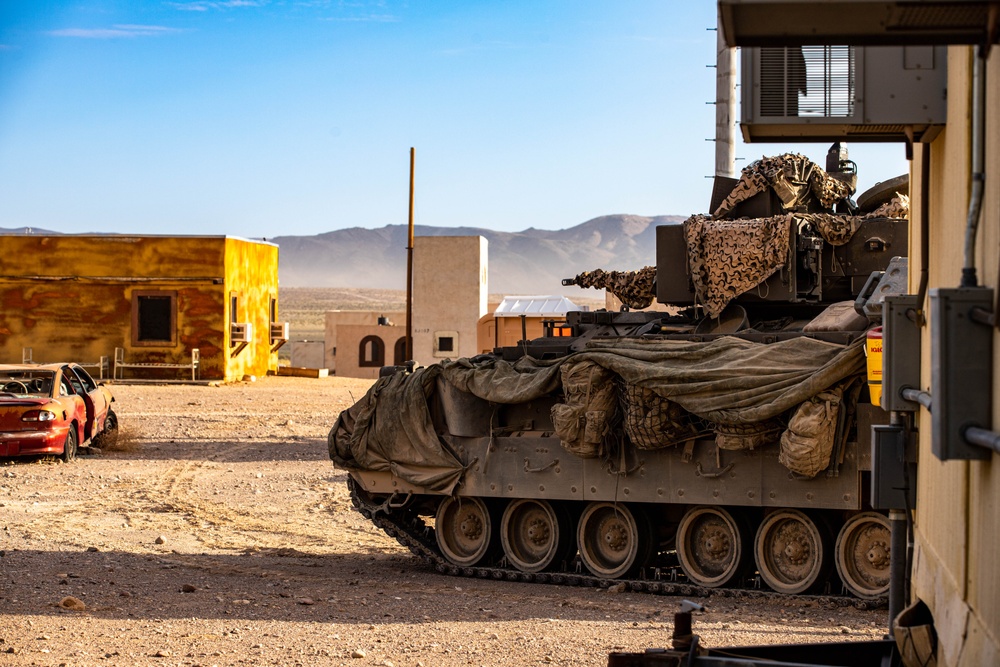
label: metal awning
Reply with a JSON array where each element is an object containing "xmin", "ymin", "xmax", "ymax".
[
  {"xmin": 493, "ymin": 295, "xmax": 583, "ymax": 318},
  {"xmin": 719, "ymin": 0, "xmax": 999, "ymax": 47}
]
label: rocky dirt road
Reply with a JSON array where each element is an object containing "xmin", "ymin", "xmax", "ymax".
[{"xmin": 0, "ymin": 376, "xmax": 887, "ymax": 666}]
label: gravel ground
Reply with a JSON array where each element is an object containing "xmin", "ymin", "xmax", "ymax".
[{"xmin": 0, "ymin": 376, "xmax": 887, "ymax": 667}]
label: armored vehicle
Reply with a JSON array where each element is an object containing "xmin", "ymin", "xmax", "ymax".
[{"xmin": 329, "ymin": 149, "xmax": 909, "ymax": 599}]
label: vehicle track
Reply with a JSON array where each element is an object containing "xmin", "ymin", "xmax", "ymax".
[{"xmin": 349, "ymin": 478, "xmax": 886, "ymax": 610}]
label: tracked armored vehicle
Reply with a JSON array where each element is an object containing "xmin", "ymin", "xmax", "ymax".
[{"xmin": 329, "ymin": 149, "xmax": 909, "ymax": 600}]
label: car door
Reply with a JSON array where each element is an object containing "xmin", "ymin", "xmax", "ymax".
[
  {"xmin": 74, "ymin": 365, "xmax": 111, "ymax": 432},
  {"xmin": 63, "ymin": 365, "xmax": 105, "ymax": 443},
  {"xmin": 56, "ymin": 369, "xmax": 87, "ymax": 443}
]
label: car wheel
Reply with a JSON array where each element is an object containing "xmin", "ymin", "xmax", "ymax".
[
  {"xmin": 61, "ymin": 427, "xmax": 78, "ymax": 463},
  {"xmin": 94, "ymin": 409, "xmax": 118, "ymax": 448}
]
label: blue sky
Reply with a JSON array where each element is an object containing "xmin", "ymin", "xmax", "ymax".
[{"xmin": 0, "ymin": 1, "xmax": 911, "ymax": 237}]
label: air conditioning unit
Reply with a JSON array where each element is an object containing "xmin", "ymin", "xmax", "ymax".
[
  {"xmin": 270, "ymin": 322, "xmax": 290, "ymax": 343},
  {"xmin": 741, "ymin": 45, "xmax": 946, "ymax": 142},
  {"xmin": 230, "ymin": 322, "xmax": 253, "ymax": 343}
]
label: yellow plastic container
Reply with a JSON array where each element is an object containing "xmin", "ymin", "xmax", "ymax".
[{"xmin": 865, "ymin": 326, "xmax": 883, "ymax": 407}]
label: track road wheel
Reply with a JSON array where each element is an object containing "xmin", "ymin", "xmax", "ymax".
[
  {"xmin": 577, "ymin": 502, "xmax": 654, "ymax": 579},
  {"xmin": 501, "ymin": 499, "xmax": 572, "ymax": 573},
  {"xmin": 435, "ymin": 497, "xmax": 495, "ymax": 567},
  {"xmin": 754, "ymin": 509, "xmax": 830, "ymax": 594},
  {"xmin": 675, "ymin": 506, "xmax": 749, "ymax": 588},
  {"xmin": 835, "ymin": 512, "xmax": 892, "ymax": 599},
  {"xmin": 61, "ymin": 426, "xmax": 78, "ymax": 463}
]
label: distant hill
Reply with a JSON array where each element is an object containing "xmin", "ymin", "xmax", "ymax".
[
  {"xmin": 0, "ymin": 227, "xmax": 60, "ymax": 235},
  {"xmin": 273, "ymin": 214, "xmax": 686, "ymax": 294}
]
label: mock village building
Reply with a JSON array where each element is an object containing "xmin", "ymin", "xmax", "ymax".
[{"xmin": 0, "ymin": 234, "xmax": 287, "ymax": 382}]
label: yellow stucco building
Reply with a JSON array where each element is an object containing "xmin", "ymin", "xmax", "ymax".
[
  {"xmin": 907, "ymin": 45, "xmax": 1000, "ymax": 666},
  {"xmin": 0, "ymin": 234, "xmax": 286, "ymax": 383},
  {"xmin": 719, "ymin": 2, "xmax": 1000, "ymax": 662}
]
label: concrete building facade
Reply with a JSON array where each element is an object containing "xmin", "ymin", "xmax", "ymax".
[{"xmin": 411, "ymin": 235, "xmax": 488, "ymax": 366}]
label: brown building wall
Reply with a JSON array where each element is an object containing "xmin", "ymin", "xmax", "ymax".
[{"xmin": 0, "ymin": 234, "xmax": 279, "ymax": 382}]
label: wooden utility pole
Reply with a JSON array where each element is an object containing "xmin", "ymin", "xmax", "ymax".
[{"xmin": 405, "ymin": 147, "xmax": 415, "ymax": 361}]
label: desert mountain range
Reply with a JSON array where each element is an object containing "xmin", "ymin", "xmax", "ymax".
[
  {"xmin": 2, "ymin": 213, "xmax": 687, "ymax": 296},
  {"xmin": 273, "ymin": 214, "xmax": 686, "ymax": 294}
]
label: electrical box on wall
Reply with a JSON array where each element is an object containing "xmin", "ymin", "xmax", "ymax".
[
  {"xmin": 930, "ymin": 287, "xmax": 994, "ymax": 461},
  {"xmin": 882, "ymin": 295, "xmax": 922, "ymax": 412},
  {"xmin": 872, "ymin": 424, "xmax": 917, "ymax": 511}
]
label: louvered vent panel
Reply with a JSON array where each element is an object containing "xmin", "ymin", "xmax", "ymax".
[{"xmin": 759, "ymin": 46, "xmax": 855, "ymax": 119}]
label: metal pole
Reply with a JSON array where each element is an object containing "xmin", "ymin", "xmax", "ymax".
[
  {"xmin": 406, "ymin": 147, "xmax": 415, "ymax": 361},
  {"xmin": 715, "ymin": 17, "xmax": 737, "ymax": 177},
  {"xmin": 888, "ymin": 508, "xmax": 908, "ymax": 637}
]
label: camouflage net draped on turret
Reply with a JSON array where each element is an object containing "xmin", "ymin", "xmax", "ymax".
[
  {"xmin": 712, "ymin": 153, "xmax": 855, "ymax": 218},
  {"xmin": 684, "ymin": 214, "xmax": 793, "ymax": 319},
  {"xmin": 686, "ymin": 195, "xmax": 910, "ymax": 318},
  {"xmin": 570, "ymin": 266, "xmax": 657, "ymax": 310}
]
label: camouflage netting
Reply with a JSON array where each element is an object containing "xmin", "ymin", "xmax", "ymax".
[
  {"xmin": 712, "ymin": 153, "xmax": 855, "ymax": 218},
  {"xmin": 570, "ymin": 266, "xmax": 657, "ymax": 310},
  {"xmin": 329, "ymin": 335, "xmax": 866, "ymax": 492},
  {"xmin": 684, "ymin": 213, "xmax": 793, "ymax": 319},
  {"xmin": 685, "ymin": 195, "xmax": 910, "ymax": 318}
]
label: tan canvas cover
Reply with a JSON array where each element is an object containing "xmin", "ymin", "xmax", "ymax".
[
  {"xmin": 329, "ymin": 335, "xmax": 865, "ymax": 492},
  {"xmin": 328, "ymin": 364, "xmax": 467, "ymax": 494},
  {"xmin": 779, "ymin": 385, "xmax": 844, "ymax": 477},
  {"xmin": 550, "ymin": 359, "xmax": 617, "ymax": 458}
]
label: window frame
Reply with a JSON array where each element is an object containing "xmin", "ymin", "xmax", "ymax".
[
  {"xmin": 358, "ymin": 335, "xmax": 385, "ymax": 368},
  {"xmin": 131, "ymin": 290, "xmax": 178, "ymax": 347}
]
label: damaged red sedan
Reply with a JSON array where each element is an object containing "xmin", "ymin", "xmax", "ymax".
[{"xmin": 0, "ymin": 363, "xmax": 116, "ymax": 461}]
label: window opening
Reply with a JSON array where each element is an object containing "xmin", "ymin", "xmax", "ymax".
[
  {"xmin": 359, "ymin": 335, "xmax": 385, "ymax": 368},
  {"xmin": 132, "ymin": 291, "xmax": 177, "ymax": 346}
]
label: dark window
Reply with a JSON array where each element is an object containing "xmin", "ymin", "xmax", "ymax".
[
  {"xmin": 71, "ymin": 366, "xmax": 98, "ymax": 393},
  {"xmin": 230, "ymin": 294, "xmax": 239, "ymax": 323},
  {"xmin": 359, "ymin": 335, "xmax": 385, "ymax": 368},
  {"xmin": 63, "ymin": 367, "xmax": 85, "ymax": 395},
  {"xmin": 438, "ymin": 336, "xmax": 454, "ymax": 353},
  {"xmin": 269, "ymin": 297, "xmax": 277, "ymax": 323},
  {"xmin": 132, "ymin": 291, "xmax": 177, "ymax": 346},
  {"xmin": 393, "ymin": 337, "xmax": 407, "ymax": 365}
]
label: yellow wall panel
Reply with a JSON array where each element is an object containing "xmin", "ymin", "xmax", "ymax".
[{"xmin": 0, "ymin": 234, "xmax": 278, "ymax": 382}]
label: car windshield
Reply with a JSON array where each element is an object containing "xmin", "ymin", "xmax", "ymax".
[{"xmin": 0, "ymin": 370, "xmax": 56, "ymax": 398}]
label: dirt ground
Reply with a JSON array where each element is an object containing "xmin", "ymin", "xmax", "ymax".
[{"xmin": 0, "ymin": 376, "xmax": 888, "ymax": 667}]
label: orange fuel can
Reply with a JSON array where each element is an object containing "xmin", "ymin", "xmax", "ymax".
[{"xmin": 865, "ymin": 326, "xmax": 883, "ymax": 407}]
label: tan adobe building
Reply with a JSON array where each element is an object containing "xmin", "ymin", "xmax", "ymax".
[
  {"xmin": 0, "ymin": 234, "xmax": 286, "ymax": 382},
  {"xmin": 323, "ymin": 310, "xmax": 406, "ymax": 377},
  {"xmin": 324, "ymin": 236, "xmax": 487, "ymax": 378},
  {"xmin": 719, "ymin": 3, "xmax": 1000, "ymax": 662},
  {"xmin": 906, "ymin": 47, "xmax": 1000, "ymax": 665},
  {"xmin": 412, "ymin": 235, "xmax": 488, "ymax": 365}
]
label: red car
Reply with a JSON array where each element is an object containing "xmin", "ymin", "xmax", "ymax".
[{"xmin": 0, "ymin": 363, "xmax": 116, "ymax": 461}]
